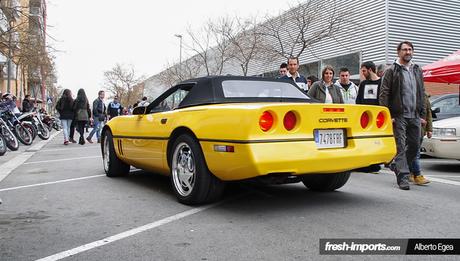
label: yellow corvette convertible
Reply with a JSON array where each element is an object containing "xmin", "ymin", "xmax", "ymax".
[{"xmin": 101, "ymin": 76, "xmax": 396, "ymax": 205}]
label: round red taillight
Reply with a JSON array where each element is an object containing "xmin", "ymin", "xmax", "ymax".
[
  {"xmin": 283, "ymin": 111, "xmax": 297, "ymax": 131},
  {"xmin": 259, "ymin": 111, "xmax": 274, "ymax": 132},
  {"xmin": 376, "ymin": 111, "xmax": 385, "ymax": 128},
  {"xmin": 360, "ymin": 112, "xmax": 370, "ymax": 129}
]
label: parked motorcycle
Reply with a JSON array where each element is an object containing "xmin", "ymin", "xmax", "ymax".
[
  {"xmin": 17, "ymin": 109, "xmax": 50, "ymax": 140},
  {"xmin": 0, "ymin": 133, "xmax": 7, "ymax": 156},
  {"xmin": 0, "ymin": 108, "xmax": 33, "ymax": 146},
  {"xmin": 0, "ymin": 113, "xmax": 19, "ymax": 151}
]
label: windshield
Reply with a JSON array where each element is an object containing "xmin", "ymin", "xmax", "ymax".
[{"xmin": 221, "ymin": 80, "xmax": 309, "ymax": 99}]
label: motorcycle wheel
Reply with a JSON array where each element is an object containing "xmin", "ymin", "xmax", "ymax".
[
  {"xmin": 37, "ymin": 123, "xmax": 50, "ymax": 140},
  {"xmin": 15, "ymin": 124, "xmax": 33, "ymax": 145},
  {"xmin": 23, "ymin": 122, "xmax": 37, "ymax": 141},
  {"xmin": 0, "ymin": 134, "xmax": 7, "ymax": 156},
  {"xmin": 1, "ymin": 125, "xmax": 19, "ymax": 151}
]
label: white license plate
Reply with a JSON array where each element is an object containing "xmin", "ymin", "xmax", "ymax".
[{"xmin": 314, "ymin": 129, "xmax": 345, "ymax": 149}]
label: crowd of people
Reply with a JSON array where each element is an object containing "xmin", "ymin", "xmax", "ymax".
[
  {"xmin": 278, "ymin": 40, "xmax": 432, "ymax": 190},
  {"xmin": 54, "ymin": 89, "xmax": 150, "ymax": 146}
]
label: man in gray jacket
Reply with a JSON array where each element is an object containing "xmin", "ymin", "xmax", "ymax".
[{"xmin": 379, "ymin": 41, "xmax": 426, "ymax": 190}]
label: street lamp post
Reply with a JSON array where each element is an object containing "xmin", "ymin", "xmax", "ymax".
[{"xmin": 174, "ymin": 34, "xmax": 182, "ymax": 79}]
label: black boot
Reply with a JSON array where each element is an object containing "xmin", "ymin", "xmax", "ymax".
[{"xmin": 79, "ymin": 136, "xmax": 85, "ymax": 145}]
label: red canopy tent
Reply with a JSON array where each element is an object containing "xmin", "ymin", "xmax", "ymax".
[
  {"xmin": 423, "ymin": 50, "xmax": 460, "ymax": 104},
  {"xmin": 423, "ymin": 50, "xmax": 460, "ymax": 84}
]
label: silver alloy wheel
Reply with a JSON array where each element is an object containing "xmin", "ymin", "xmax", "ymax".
[
  {"xmin": 103, "ymin": 136, "xmax": 110, "ymax": 172},
  {"xmin": 172, "ymin": 142, "xmax": 196, "ymax": 197}
]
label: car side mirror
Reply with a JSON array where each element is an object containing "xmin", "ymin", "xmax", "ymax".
[
  {"xmin": 432, "ymin": 107, "xmax": 440, "ymax": 114},
  {"xmin": 132, "ymin": 106, "xmax": 147, "ymax": 115}
]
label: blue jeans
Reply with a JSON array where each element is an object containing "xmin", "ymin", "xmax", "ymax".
[
  {"xmin": 410, "ymin": 138, "xmax": 423, "ymax": 176},
  {"xmin": 61, "ymin": 119, "xmax": 72, "ymax": 141},
  {"xmin": 87, "ymin": 118, "xmax": 103, "ymax": 140}
]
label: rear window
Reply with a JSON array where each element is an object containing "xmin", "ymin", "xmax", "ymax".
[{"xmin": 221, "ymin": 80, "xmax": 309, "ymax": 99}]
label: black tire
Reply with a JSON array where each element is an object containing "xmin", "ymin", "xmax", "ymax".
[
  {"xmin": 102, "ymin": 130, "xmax": 130, "ymax": 177},
  {"xmin": 37, "ymin": 123, "xmax": 50, "ymax": 140},
  {"xmin": 15, "ymin": 124, "xmax": 33, "ymax": 145},
  {"xmin": 301, "ymin": 171, "xmax": 351, "ymax": 192},
  {"xmin": 1, "ymin": 125, "xmax": 19, "ymax": 151},
  {"xmin": 170, "ymin": 134, "xmax": 225, "ymax": 205},
  {"xmin": 23, "ymin": 122, "xmax": 37, "ymax": 141},
  {"xmin": 0, "ymin": 134, "xmax": 7, "ymax": 156}
]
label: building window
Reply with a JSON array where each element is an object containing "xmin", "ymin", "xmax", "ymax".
[
  {"xmin": 299, "ymin": 61, "xmax": 320, "ymax": 78},
  {"xmin": 321, "ymin": 52, "xmax": 361, "ymax": 76}
]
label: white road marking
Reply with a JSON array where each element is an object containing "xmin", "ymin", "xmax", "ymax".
[
  {"xmin": 365, "ymin": 169, "xmax": 460, "ymax": 186},
  {"xmin": 0, "ymin": 152, "xmax": 35, "ymax": 182},
  {"xmin": 0, "ymin": 175, "xmax": 105, "ymax": 192},
  {"xmin": 35, "ymin": 201, "xmax": 228, "ymax": 261},
  {"xmin": 0, "ymin": 131, "xmax": 61, "ymax": 183},
  {"xmin": 25, "ymin": 131, "xmax": 63, "ymax": 152},
  {"xmin": 41, "ymin": 146, "xmax": 99, "ymax": 153},
  {"xmin": 23, "ymin": 156, "xmax": 100, "ymax": 165},
  {"xmin": 425, "ymin": 176, "xmax": 460, "ymax": 186},
  {"xmin": 420, "ymin": 159, "xmax": 460, "ymax": 164}
]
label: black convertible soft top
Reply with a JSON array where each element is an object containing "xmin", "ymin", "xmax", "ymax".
[{"xmin": 171, "ymin": 76, "xmax": 315, "ymax": 109}]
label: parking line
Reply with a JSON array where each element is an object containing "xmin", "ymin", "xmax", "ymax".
[
  {"xmin": 425, "ymin": 176, "xmax": 460, "ymax": 186},
  {"xmin": 41, "ymin": 146, "xmax": 99, "ymax": 153},
  {"xmin": 0, "ymin": 131, "xmax": 61, "ymax": 183},
  {"xmin": 0, "ymin": 175, "xmax": 105, "ymax": 192},
  {"xmin": 35, "ymin": 199, "xmax": 233, "ymax": 261},
  {"xmin": 374, "ymin": 169, "xmax": 460, "ymax": 186},
  {"xmin": 23, "ymin": 156, "xmax": 100, "ymax": 165}
]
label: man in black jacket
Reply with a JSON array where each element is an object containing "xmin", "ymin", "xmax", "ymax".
[
  {"xmin": 87, "ymin": 90, "xmax": 106, "ymax": 143},
  {"xmin": 22, "ymin": 94, "xmax": 33, "ymax": 112},
  {"xmin": 379, "ymin": 41, "xmax": 426, "ymax": 190}
]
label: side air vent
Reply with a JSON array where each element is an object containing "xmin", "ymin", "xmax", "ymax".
[{"xmin": 117, "ymin": 140, "xmax": 124, "ymax": 156}]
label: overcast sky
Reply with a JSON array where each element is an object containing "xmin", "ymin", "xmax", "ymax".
[{"xmin": 47, "ymin": 0, "xmax": 291, "ymax": 101}]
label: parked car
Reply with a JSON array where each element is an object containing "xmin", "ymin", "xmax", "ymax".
[
  {"xmin": 430, "ymin": 93, "xmax": 460, "ymax": 121},
  {"xmin": 100, "ymin": 76, "xmax": 396, "ymax": 205},
  {"xmin": 421, "ymin": 116, "xmax": 460, "ymax": 160}
]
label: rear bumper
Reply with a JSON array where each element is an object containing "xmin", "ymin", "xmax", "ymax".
[{"xmin": 202, "ymin": 137, "xmax": 396, "ymax": 181}]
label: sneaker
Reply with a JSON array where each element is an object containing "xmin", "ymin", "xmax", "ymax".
[
  {"xmin": 64, "ymin": 141, "xmax": 69, "ymax": 145},
  {"xmin": 397, "ymin": 173, "xmax": 410, "ymax": 190},
  {"xmin": 86, "ymin": 137, "xmax": 93, "ymax": 144},
  {"xmin": 414, "ymin": 175, "xmax": 430, "ymax": 185},
  {"xmin": 69, "ymin": 138, "xmax": 77, "ymax": 143}
]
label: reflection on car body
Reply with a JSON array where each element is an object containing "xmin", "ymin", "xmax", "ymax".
[{"xmin": 101, "ymin": 76, "xmax": 396, "ymax": 205}]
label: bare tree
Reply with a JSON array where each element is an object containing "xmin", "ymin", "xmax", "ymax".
[
  {"xmin": 157, "ymin": 56, "xmax": 202, "ymax": 88},
  {"xmin": 259, "ymin": 0, "xmax": 347, "ymax": 59},
  {"xmin": 222, "ymin": 16, "xmax": 273, "ymax": 76},
  {"xmin": 184, "ymin": 17, "xmax": 236, "ymax": 76},
  {"xmin": 184, "ymin": 23, "xmax": 213, "ymax": 76},
  {"xmin": 103, "ymin": 64, "xmax": 143, "ymax": 106},
  {"xmin": 208, "ymin": 17, "xmax": 234, "ymax": 75}
]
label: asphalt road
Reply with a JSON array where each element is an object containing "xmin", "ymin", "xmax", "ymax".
[{"xmin": 0, "ymin": 131, "xmax": 459, "ymax": 261}]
